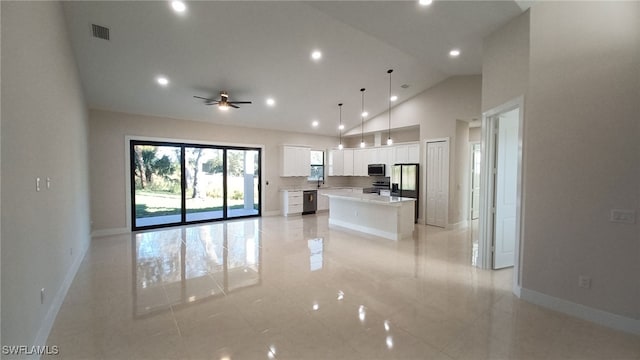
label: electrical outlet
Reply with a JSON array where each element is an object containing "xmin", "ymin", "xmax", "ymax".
[
  {"xmin": 46, "ymin": 177, "xmax": 51, "ymax": 189},
  {"xmin": 610, "ymin": 209, "xmax": 636, "ymax": 224},
  {"xmin": 41, "ymin": 288, "xmax": 45, "ymax": 304},
  {"xmin": 578, "ymin": 276, "xmax": 591, "ymax": 289},
  {"xmin": 36, "ymin": 177, "xmax": 41, "ymax": 192}
]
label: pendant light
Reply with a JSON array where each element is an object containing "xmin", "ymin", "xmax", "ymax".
[
  {"xmin": 387, "ymin": 69, "xmax": 394, "ymax": 146},
  {"xmin": 360, "ymin": 88, "xmax": 366, "ymax": 148},
  {"xmin": 338, "ymin": 103, "xmax": 344, "ymax": 150}
]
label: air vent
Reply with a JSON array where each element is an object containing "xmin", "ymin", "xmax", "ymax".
[{"xmin": 91, "ymin": 24, "xmax": 110, "ymax": 40}]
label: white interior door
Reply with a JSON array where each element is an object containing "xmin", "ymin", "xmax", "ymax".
[
  {"xmin": 493, "ymin": 109, "xmax": 519, "ymax": 269},
  {"xmin": 470, "ymin": 143, "xmax": 481, "ymax": 220},
  {"xmin": 426, "ymin": 141, "xmax": 448, "ymax": 227}
]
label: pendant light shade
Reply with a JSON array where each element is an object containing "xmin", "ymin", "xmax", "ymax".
[
  {"xmin": 387, "ymin": 69, "xmax": 393, "ymax": 146},
  {"xmin": 360, "ymin": 88, "xmax": 366, "ymax": 148},
  {"xmin": 338, "ymin": 103, "xmax": 344, "ymax": 150}
]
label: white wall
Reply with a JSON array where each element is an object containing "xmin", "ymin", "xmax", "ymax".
[
  {"xmin": 482, "ymin": 10, "xmax": 530, "ymax": 112},
  {"xmin": 1, "ymin": 1, "xmax": 91, "ymax": 350},
  {"xmin": 522, "ymin": 2, "xmax": 639, "ymax": 320},
  {"xmin": 89, "ymin": 109, "xmax": 349, "ymax": 233}
]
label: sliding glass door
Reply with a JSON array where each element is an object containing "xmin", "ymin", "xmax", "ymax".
[
  {"xmin": 185, "ymin": 147, "xmax": 224, "ymax": 222},
  {"xmin": 131, "ymin": 141, "xmax": 261, "ymax": 230},
  {"xmin": 226, "ymin": 149, "xmax": 260, "ymax": 218},
  {"xmin": 132, "ymin": 143, "xmax": 183, "ymax": 228}
]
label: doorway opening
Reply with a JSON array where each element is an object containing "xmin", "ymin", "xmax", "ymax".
[
  {"xmin": 477, "ymin": 97, "xmax": 524, "ymax": 295},
  {"xmin": 130, "ymin": 140, "xmax": 261, "ymax": 230}
]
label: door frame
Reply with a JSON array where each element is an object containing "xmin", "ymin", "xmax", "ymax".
[
  {"xmin": 125, "ymin": 136, "xmax": 265, "ymax": 232},
  {"xmin": 469, "ymin": 141, "xmax": 481, "ymax": 221},
  {"xmin": 423, "ymin": 137, "xmax": 450, "ymax": 228},
  {"xmin": 477, "ymin": 96, "xmax": 525, "ymax": 296}
]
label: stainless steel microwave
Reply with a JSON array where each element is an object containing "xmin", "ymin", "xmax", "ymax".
[{"xmin": 367, "ymin": 164, "xmax": 385, "ymax": 176}]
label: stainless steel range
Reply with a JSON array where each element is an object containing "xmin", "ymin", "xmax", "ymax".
[{"xmin": 363, "ymin": 177, "xmax": 390, "ymax": 195}]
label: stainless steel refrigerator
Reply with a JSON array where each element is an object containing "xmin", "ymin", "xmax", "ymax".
[{"xmin": 391, "ymin": 163, "xmax": 419, "ymax": 223}]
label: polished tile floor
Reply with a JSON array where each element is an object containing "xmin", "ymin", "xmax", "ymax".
[{"xmin": 46, "ymin": 214, "xmax": 640, "ymax": 359}]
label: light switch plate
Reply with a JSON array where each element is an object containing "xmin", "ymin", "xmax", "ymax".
[
  {"xmin": 36, "ymin": 177, "xmax": 41, "ymax": 192},
  {"xmin": 610, "ymin": 209, "xmax": 636, "ymax": 224}
]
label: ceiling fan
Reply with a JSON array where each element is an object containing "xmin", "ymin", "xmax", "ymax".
[{"xmin": 193, "ymin": 91, "xmax": 252, "ymax": 111}]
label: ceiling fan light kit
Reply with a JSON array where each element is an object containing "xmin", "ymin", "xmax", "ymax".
[{"xmin": 193, "ymin": 91, "xmax": 252, "ymax": 111}]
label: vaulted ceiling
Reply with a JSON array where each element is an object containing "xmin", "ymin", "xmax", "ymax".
[{"xmin": 63, "ymin": 1, "xmax": 524, "ymax": 136}]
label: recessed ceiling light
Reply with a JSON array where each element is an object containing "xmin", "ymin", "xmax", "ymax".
[
  {"xmin": 361, "ymin": 111, "xmax": 368, "ymax": 117},
  {"xmin": 171, "ymin": 1, "xmax": 186, "ymax": 13},
  {"xmin": 266, "ymin": 98, "xmax": 275, "ymax": 106},
  {"xmin": 338, "ymin": 124, "xmax": 345, "ymax": 130},
  {"xmin": 449, "ymin": 49, "xmax": 461, "ymax": 57},
  {"xmin": 419, "ymin": 0, "xmax": 433, "ymax": 6},
  {"xmin": 312, "ymin": 120, "xmax": 319, "ymax": 127},
  {"xmin": 156, "ymin": 76, "xmax": 169, "ymax": 86},
  {"xmin": 311, "ymin": 50, "xmax": 322, "ymax": 61},
  {"xmin": 390, "ymin": 95, "xmax": 398, "ymax": 102}
]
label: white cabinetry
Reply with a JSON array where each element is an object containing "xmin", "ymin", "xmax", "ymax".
[
  {"xmin": 392, "ymin": 143, "xmax": 420, "ymax": 164},
  {"xmin": 280, "ymin": 146, "xmax": 310, "ymax": 177},
  {"xmin": 353, "ymin": 149, "xmax": 367, "ymax": 176},
  {"xmin": 326, "ymin": 142, "xmax": 419, "ymax": 177},
  {"xmin": 328, "ymin": 149, "xmax": 344, "ymax": 176},
  {"xmin": 378, "ymin": 147, "xmax": 393, "ymax": 176},
  {"xmin": 343, "ymin": 149, "xmax": 354, "ymax": 176},
  {"xmin": 281, "ymin": 190, "xmax": 303, "ymax": 216},
  {"xmin": 317, "ymin": 189, "xmax": 330, "ymax": 211}
]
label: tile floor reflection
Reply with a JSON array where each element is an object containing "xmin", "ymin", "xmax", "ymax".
[{"xmin": 45, "ymin": 214, "xmax": 640, "ymax": 359}]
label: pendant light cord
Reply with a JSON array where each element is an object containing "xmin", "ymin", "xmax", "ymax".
[
  {"xmin": 360, "ymin": 88, "xmax": 365, "ymax": 145},
  {"xmin": 338, "ymin": 103, "xmax": 343, "ymax": 147},
  {"xmin": 388, "ymin": 69, "xmax": 393, "ymax": 142}
]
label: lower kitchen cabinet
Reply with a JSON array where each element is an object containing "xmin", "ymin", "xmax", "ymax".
[{"xmin": 281, "ymin": 190, "xmax": 303, "ymax": 216}]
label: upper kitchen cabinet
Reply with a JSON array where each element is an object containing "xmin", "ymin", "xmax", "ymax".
[
  {"xmin": 393, "ymin": 143, "xmax": 420, "ymax": 164},
  {"xmin": 343, "ymin": 149, "xmax": 354, "ymax": 176},
  {"xmin": 280, "ymin": 145, "xmax": 311, "ymax": 177},
  {"xmin": 328, "ymin": 149, "xmax": 344, "ymax": 176}
]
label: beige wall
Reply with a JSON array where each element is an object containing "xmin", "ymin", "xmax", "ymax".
[
  {"xmin": 1, "ymin": 1, "xmax": 91, "ymax": 348},
  {"xmin": 522, "ymin": 2, "xmax": 639, "ymax": 319},
  {"xmin": 482, "ymin": 10, "xmax": 530, "ymax": 112},
  {"xmin": 454, "ymin": 120, "xmax": 470, "ymax": 224},
  {"xmin": 89, "ymin": 109, "xmax": 351, "ymax": 232},
  {"xmin": 418, "ymin": 76, "xmax": 481, "ymax": 225},
  {"xmin": 468, "ymin": 127, "xmax": 481, "ymax": 142}
]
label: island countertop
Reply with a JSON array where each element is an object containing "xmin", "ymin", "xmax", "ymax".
[{"xmin": 324, "ymin": 193, "xmax": 416, "ymax": 207}]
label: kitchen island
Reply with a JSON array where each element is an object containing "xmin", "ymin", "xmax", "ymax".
[{"xmin": 325, "ymin": 193, "xmax": 415, "ymax": 241}]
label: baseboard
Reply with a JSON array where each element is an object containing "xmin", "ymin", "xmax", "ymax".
[
  {"xmin": 446, "ymin": 220, "xmax": 468, "ymax": 230},
  {"xmin": 262, "ymin": 210, "xmax": 281, "ymax": 217},
  {"xmin": 91, "ymin": 227, "xmax": 129, "ymax": 238},
  {"xmin": 520, "ymin": 287, "xmax": 640, "ymax": 335},
  {"xmin": 32, "ymin": 239, "xmax": 89, "ymax": 358}
]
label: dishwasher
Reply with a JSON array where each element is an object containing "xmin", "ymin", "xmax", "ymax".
[{"xmin": 302, "ymin": 190, "xmax": 317, "ymax": 215}]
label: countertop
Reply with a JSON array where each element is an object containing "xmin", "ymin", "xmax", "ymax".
[
  {"xmin": 325, "ymin": 193, "xmax": 415, "ymax": 206},
  {"xmin": 279, "ymin": 186, "xmax": 362, "ymax": 192}
]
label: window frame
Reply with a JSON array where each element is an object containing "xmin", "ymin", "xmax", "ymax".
[{"xmin": 308, "ymin": 149, "xmax": 325, "ymax": 182}]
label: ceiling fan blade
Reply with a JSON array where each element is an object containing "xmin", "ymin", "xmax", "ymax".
[
  {"xmin": 228, "ymin": 101, "xmax": 252, "ymax": 104},
  {"xmin": 228, "ymin": 104, "xmax": 240, "ymax": 109},
  {"xmin": 193, "ymin": 95, "xmax": 215, "ymax": 101}
]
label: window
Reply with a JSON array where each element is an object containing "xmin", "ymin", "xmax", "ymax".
[{"xmin": 309, "ymin": 150, "xmax": 324, "ymax": 181}]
